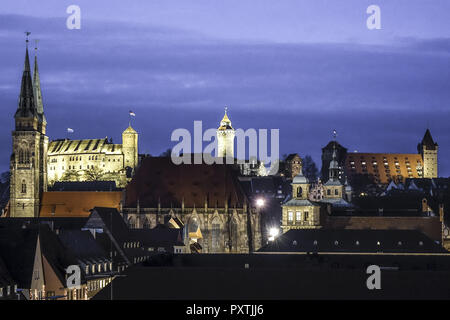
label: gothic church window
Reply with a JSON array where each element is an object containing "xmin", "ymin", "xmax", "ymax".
[{"xmin": 21, "ymin": 181, "xmax": 26, "ymax": 193}]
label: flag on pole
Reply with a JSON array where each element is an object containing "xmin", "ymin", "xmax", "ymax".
[
  {"xmin": 129, "ymin": 110, "xmax": 136, "ymax": 117},
  {"xmin": 67, "ymin": 128, "xmax": 74, "ymax": 133}
]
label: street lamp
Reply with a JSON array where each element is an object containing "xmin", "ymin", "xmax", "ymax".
[
  {"xmin": 256, "ymin": 198, "xmax": 265, "ymax": 208},
  {"xmin": 268, "ymin": 227, "xmax": 279, "ymax": 241}
]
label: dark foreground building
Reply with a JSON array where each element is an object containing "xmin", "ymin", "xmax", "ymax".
[{"xmin": 93, "ymin": 251, "xmax": 450, "ymax": 300}]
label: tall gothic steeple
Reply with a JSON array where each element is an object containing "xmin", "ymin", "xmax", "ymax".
[
  {"xmin": 10, "ymin": 35, "xmax": 49, "ymax": 218},
  {"xmin": 15, "ymin": 45, "xmax": 38, "ymax": 120},
  {"xmin": 33, "ymin": 44, "xmax": 46, "ymax": 126}
]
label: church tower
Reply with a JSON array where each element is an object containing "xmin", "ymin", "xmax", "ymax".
[
  {"xmin": 323, "ymin": 145, "xmax": 344, "ymax": 199},
  {"xmin": 216, "ymin": 107, "xmax": 235, "ymax": 158},
  {"xmin": 418, "ymin": 129, "xmax": 438, "ymax": 178},
  {"xmin": 122, "ymin": 125, "xmax": 139, "ymax": 170},
  {"xmin": 10, "ymin": 38, "xmax": 48, "ymax": 217}
]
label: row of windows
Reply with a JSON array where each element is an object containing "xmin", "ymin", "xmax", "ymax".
[
  {"xmin": 0, "ymin": 285, "xmax": 16, "ymax": 298},
  {"xmin": 287, "ymin": 211, "xmax": 309, "ymax": 222},
  {"xmin": 291, "ymin": 240, "xmax": 424, "ymax": 246},
  {"xmin": 124, "ymin": 241, "xmax": 140, "ymax": 249},
  {"xmin": 85, "ymin": 262, "xmax": 112, "ymax": 275}
]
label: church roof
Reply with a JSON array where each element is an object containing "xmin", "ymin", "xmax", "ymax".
[
  {"xmin": 125, "ymin": 156, "xmax": 247, "ymax": 208},
  {"xmin": 48, "ymin": 138, "xmax": 123, "ymax": 155}
]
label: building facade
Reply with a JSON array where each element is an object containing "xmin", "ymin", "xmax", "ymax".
[
  {"xmin": 122, "ymin": 157, "xmax": 262, "ymax": 253},
  {"xmin": 343, "ymin": 129, "xmax": 438, "ymax": 185},
  {"xmin": 47, "ymin": 125, "xmax": 138, "ymax": 187}
]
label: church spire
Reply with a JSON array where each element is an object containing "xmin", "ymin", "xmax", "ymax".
[
  {"xmin": 33, "ymin": 40, "xmax": 46, "ymax": 124},
  {"xmin": 328, "ymin": 136, "xmax": 340, "ymax": 183},
  {"xmin": 15, "ymin": 33, "xmax": 38, "ymax": 120}
]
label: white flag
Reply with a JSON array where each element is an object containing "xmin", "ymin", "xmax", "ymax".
[
  {"xmin": 67, "ymin": 128, "xmax": 74, "ymax": 133},
  {"xmin": 129, "ymin": 110, "xmax": 136, "ymax": 117}
]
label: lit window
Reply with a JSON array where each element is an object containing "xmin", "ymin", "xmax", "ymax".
[{"xmin": 288, "ymin": 211, "xmax": 293, "ymax": 221}]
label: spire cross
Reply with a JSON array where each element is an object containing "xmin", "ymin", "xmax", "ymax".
[
  {"xmin": 224, "ymin": 106, "xmax": 228, "ymax": 114},
  {"xmin": 34, "ymin": 39, "xmax": 39, "ymax": 51},
  {"xmin": 332, "ymin": 129, "xmax": 337, "ymax": 140}
]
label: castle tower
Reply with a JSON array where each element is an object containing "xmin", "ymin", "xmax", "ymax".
[
  {"xmin": 10, "ymin": 38, "xmax": 48, "ymax": 217},
  {"xmin": 418, "ymin": 129, "xmax": 438, "ymax": 178},
  {"xmin": 216, "ymin": 107, "xmax": 235, "ymax": 158},
  {"xmin": 122, "ymin": 125, "xmax": 139, "ymax": 170}
]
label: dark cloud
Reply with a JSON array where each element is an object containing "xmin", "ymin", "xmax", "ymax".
[{"xmin": 0, "ymin": 14, "xmax": 449, "ymax": 176}]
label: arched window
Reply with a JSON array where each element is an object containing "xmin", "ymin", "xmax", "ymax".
[
  {"xmin": 21, "ymin": 180, "xmax": 26, "ymax": 194},
  {"xmin": 296, "ymin": 186, "xmax": 302, "ymax": 197},
  {"xmin": 18, "ymin": 148, "xmax": 30, "ymax": 164},
  {"xmin": 335, "ymin": 189, "xmax": 339, "ymax": 195}
]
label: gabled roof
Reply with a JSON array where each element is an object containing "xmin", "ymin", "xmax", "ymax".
[
  {"xmin": 57, "ymin": 229, "xmax": 109, "ymax": 263},
  {"xmin": 0, "ymin": 224, "xmax": 79, "ymax": 288},
  {"xmin": 85, "ymin": 207, "xmax": 130, "ymax": 242},
  {"xmin": 0, "ymin": 226, "xmax": 39, "ymax": 288}
]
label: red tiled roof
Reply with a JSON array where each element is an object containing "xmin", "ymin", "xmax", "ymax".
[{"xmin": 40, "ymin": 191, "xmax": 122, "ymax": 217}]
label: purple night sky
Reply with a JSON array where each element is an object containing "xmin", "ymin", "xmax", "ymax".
[{"xmin": 0, "ymin": 0, "xmax": 449, "ymax": 175}]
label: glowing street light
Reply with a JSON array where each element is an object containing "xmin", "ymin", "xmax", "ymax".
[
  {"xmin": 268, "ymin": 227, "xmax": 279, "ymax": 241},
  {"xmin": 256, "ymin": 198, "xmax": 265, "ymax": 208}
]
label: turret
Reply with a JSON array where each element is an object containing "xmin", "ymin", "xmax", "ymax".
[
  {"xmin": 216, "ymin": 107, "xmax": 235, "ymax": 158},
  {"xmin": 122, "ymin": 125, "xmax": 138, "ymax": 169},
  {"xmin": 418, "ymin": 129, "xmax": 438, "ymax": 178},
  {"xmin": 291, "ymin": 167, "xmax": 309, "ymax": 200}
]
